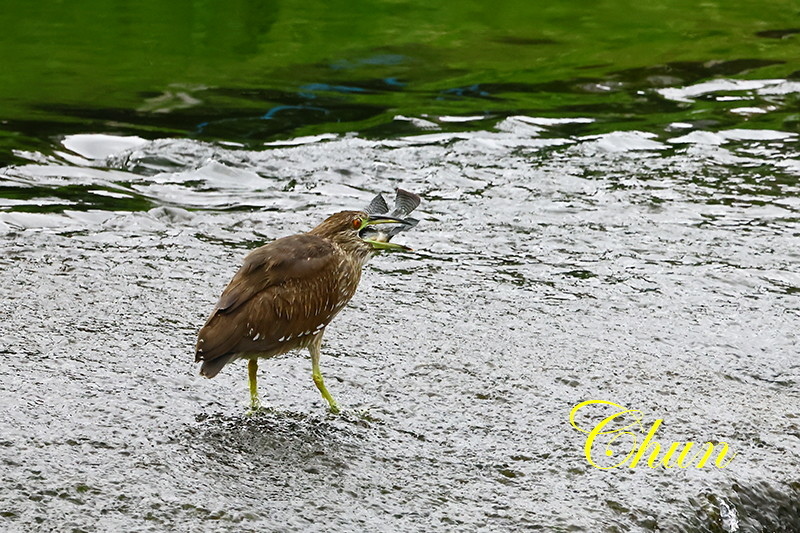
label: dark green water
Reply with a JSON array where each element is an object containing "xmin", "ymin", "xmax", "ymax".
[
  {"xmin": 1, "ymin": 2, "xmax": 799, "ymax": 532},
  {"xmin": 1, "ymin": 0, "xmax": 799, "ymax": 161}
]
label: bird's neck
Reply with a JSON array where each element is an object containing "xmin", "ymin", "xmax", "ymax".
[
  {"xmin": 307, "ymin": 230, "xmax": 373, "ymax": 269},
  {"xmin": 332, "ymin": 240, "xmax": 374, "ymax": 269}
]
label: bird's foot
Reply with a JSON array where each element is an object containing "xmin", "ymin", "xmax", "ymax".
[
  {"xmin": 327, "ymin": 401, "xmax": 341, "ymax": 415},
  {"xmin": 245, "ymin": 395, "xmax": 265, "ymax": 416},
  {"xmin": 245, "ymin": 405, "xmax": 270, "ymax": 416},
  {"xmin": 312, "ymin": 370, "xmax": 340, "ymax": 415}
]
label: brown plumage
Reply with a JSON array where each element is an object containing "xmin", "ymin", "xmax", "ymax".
[{"xmin": 195, "ymin": 210, "xmax": 412, "ymax": 412}]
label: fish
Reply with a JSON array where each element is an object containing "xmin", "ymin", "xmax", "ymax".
[
  {"xmin": 362, "ymin": 188, "xmax": 421, "ymax": 244},
  {"xmin": 365, "ymin": 193, "xmax": 390, "ymax": 216}
]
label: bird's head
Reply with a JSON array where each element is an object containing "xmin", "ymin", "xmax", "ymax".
[{"xmin": 309, "ymin": 210, "xmax": 414, "ymax": 255}]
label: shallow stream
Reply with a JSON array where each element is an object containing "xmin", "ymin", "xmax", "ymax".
[{"xmin": 1, "ymin": 3, "xmax": 799, "ymax": 531}]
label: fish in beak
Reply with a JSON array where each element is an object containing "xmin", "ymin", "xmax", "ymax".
[{"xmin": 361, "ymin": 188, "xmax": 421, "ymax": 251}]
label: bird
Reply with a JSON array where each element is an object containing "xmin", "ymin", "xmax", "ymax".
[{"xmin": 195, "ymin": 192, "xmax": 420, "ymax": 413}]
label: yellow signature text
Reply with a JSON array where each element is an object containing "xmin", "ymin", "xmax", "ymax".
[{"xmin": 569, "ymin": 400, "xmax": 737, "ymax": 470}]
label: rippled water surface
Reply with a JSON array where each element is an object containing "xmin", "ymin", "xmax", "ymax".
[{"xmin": 2, "ymin": 2, "xmax": 800, "ymax": 532}]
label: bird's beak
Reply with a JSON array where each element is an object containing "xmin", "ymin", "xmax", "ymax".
[
  {"xmin": 365, "ymin": 215, "xmax": 413, "ymax": 226},
  {"xmin": 359, "ymin": 215, "xmax": 414, "ymax": 251}
]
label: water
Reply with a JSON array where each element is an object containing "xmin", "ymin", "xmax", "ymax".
[{"xmin": 2, "ymin": 2, "xmax": 800, "ymax": 531}]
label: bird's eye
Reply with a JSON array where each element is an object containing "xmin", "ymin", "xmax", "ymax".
[{"xmin": 352, "ymin": 217, "xmax": 362, "ymax": 229}]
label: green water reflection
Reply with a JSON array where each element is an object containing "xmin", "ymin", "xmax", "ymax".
[{"xmin": 0, "ymin": 0, "xmax": 798, "ymax": 152}]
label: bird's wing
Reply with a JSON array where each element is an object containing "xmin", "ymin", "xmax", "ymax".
[
  {"xmin": 195, "ymin": 234, "xmax": 338, "ymax": 366},
  {"xmin": 214, "ymin": 234, "xmax": 336, "ymax": 315}
]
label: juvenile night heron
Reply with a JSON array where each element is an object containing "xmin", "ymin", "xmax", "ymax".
[{"xmin": 195, "ymin": 191, "xmax": 419, "ymax": 413}]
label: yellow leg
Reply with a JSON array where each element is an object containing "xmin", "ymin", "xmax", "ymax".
[
  {"xmin": 248, "ymin": 358, "xmax": 261, "ymax": 411},
  {"xmin": 310, "ymin": 336, "xmax": 340, "ymax": 414}
]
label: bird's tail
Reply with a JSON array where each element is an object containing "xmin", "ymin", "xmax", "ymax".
[{"xmin": 199, "ymin": 354, "xmax": 236, "ymax": 379}]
